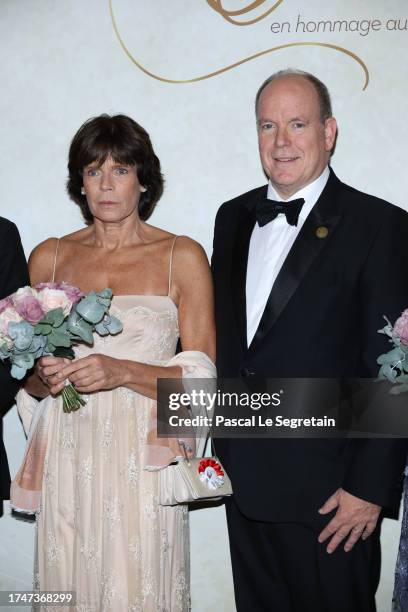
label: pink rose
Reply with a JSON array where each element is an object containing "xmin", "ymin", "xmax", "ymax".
[
  {"xmin": 15, "ymin": 296, "xmax": 44, "ymax": 324},
  {"xmin": 35, "ymin": 282, "xmax": 58, "ymax": 291},
  {"xmin": 0, "ymin": 307, "xmax": 23, "ymax": 336},
  {"xmin": 37, "ymin": 288, "xmax": 73, "ymax": 316},
  {"xmin": 13, "ymin": 287, "xmax": 37, "ymax": 304},
  {"xmin": 13, "ymin": 287, "xmax": 44, "ymax": 324},
  {"xmin": 36, "ymin": 282, "xmax": 84, "ymax": 305},
  {"xmin": 13, "ymin": 287, "xmax": 37, "ymax": 302},
  {"xmin": 394, "ymin": 309, "xmax": 408, "ymax": 346},
  {"xmin": 58, "ymin": 282, "xmax": 84, "ymax": 304},
  {"xmin": 0, "ymin": 296, "xmax": 13, "ymax": 314}
]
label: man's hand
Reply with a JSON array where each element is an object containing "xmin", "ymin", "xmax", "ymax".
[{"xmin": 318, "ymin": 488, "xmax": 381, "ymax": 554}]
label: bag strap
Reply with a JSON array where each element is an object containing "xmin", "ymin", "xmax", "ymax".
[{"xmin": 179, "ymin": 421, "xmax": 217, "ymax": 463}]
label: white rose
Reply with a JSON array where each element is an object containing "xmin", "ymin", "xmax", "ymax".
[
  {"xmin": 38, "ymin": 288, "xmax": 73, "ymax": 316},
  {"xmin": 0, "ymin": 331, "xmax": 13, "ymax": 350},
  {"xmin": 12, "ymin": 286, "xmax": 38, "ymax": 307},
  {"xmin": 0, "ymin": 307, "xmax": 23, "ymax": 336}
]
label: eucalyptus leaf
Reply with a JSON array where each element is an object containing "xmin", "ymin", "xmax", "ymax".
[
  {"xmin": 53, "ymin": 346, "xmax": 75, "ymax": 359},
  {"xmin": 94, "ymin": 321, "xmax": 109, "ymax": 336},
  {"xmin": 0, "ymin": 343, "xmax": 10, "ymax": 358},
  {"xmin": 377, "ymin": 347, "xmax": 405, "ymax": 366},
  {"xmin": 97, "ymin": 288, "xmax": 113, "ymax": 300},
  {"xmin": 94, "ymin": 313, "xmax": 123, "ymax": 337},
  {"xmin": 58, "ymin": 321, "xmax": 68, "ymax": 334},
  {"xmin": 34, "ymin": 322, "xmax": 52, "ymax": 335},
  {"xmin": 39, "ymin": 307, "xmax": 65, "ymax": 327},
  {"xmin": 96, "ymin": 297, "xmax": 111, "ymax": 308},
  {"xmin": 11, "ymin": 363, "xmax": 29, "ymax": 380},
  {"xmin": 33, "ymin": 340, "xmax": 47, "ymax": 359},
  {"xmin": 378, "ymin": 363, "xmax": 398, "ymax": 383},
  {"xmin": 29, "ymin": 335, "xmax": 47, "ymax": 356},
  {"xmin": 75, "ymin": 294, "xmax": 107, "ymax": 324},
  {"xmin": 67, "ymin": 310, "xmax": 94, "ymax": 344},
  {"xmin": 11, "ymin": 353, "xmax": 35, "ymax": 379},
  {"xmin": 48, "ymin": 328, "xmax": 72, "ymax": 348},
  {"xmin": 8, "ymin": 321, "xmax": 35, "ymax": 351},
  {"xmin": 378, "ymin": 317, "xmax": 393, "ymax": 338},
  {"xmin": 104, "ymin": 315, "xmax": 123, "ymax": 335}
]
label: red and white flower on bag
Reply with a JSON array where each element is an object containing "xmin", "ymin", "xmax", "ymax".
[{"xmin": 198, "ymin": 458, "xmax": 225, "ymax": 490}]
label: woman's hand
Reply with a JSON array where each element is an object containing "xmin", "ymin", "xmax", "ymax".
[
  {"xmin": 57, "ymin": 354, "xmax": 125, "ymax": 394},
  {"xmin": 35, "ymin": 356, "xmax": 71, "ymax": 396}
]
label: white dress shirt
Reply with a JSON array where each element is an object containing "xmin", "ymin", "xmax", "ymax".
[{"xmin": 246, "ymin": 166, "xmax": 330, "ymax": 345}]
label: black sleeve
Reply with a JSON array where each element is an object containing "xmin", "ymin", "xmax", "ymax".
[
  {"xmin": 0, "ymin": 218, "xmax": 30, "ymax": 414},
  {"xmin": 210, "ymin": 204, "xmax": 225, "ymax": 273},
  {"xmin": 343, "ymin": 205, "xmax": 408, "ymax": 511}
]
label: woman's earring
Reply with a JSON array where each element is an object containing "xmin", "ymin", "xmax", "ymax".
[
  {"xmin": 81, "ymin": 187, "xmax": 85, "ymax": 195},
  {"xmin": 140, "ymin": 186, "xmax": 147, "ymax": 193}
]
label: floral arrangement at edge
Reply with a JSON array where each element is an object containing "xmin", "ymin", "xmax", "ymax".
[{"xmin": 377, "ymin": 309, "xmax": 408, "ymax": 394}]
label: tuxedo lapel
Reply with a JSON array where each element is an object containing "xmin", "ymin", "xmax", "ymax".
[
  {"xmin": 231, "ymin": 187, "xmax": 265, "ymax": 350},
  {"xmin": 248, "ymin": 171, "xmax": 343, "ymax": 355}
]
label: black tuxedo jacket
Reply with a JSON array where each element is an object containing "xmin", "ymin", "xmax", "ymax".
[
  {"xmin": 0, "ymin": 217, "xmax": 29, "ymax": 512},
  {"xmin": 212, "ymin": 170, "xmax": 408, "ymax": 522}
]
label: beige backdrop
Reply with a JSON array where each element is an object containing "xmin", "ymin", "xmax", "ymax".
[{"xmin": 1, "ymin": 1, "xmax": 407, "ymax": 609}]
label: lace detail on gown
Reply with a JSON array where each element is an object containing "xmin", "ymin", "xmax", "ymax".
[{"xmin": 33, "ymin": 296, "xmax": 190, "ymax": 611}]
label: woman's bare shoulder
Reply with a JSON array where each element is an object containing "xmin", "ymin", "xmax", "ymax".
[
  {"xmin": 173, "ymin": 235, "xmax": 208, "ymax": 261},
  {"xmin": 171, "ymin": 235, "xmax": 210, "ymax": 281},
  {"xmin": 29, "ymin": 227, "xmax": 94, "ymax": 283},
  {"xmin": 143, "ymin": 223, "xmax": 176, "ymax": 244},
  {"xmin": 28, "ymin": 237, "xmax": 59, "ymax": 283}
]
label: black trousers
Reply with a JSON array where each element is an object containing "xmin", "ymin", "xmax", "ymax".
[{"xmin": 226, "ymin": 498, "xmax": 381, "ymax": 612}]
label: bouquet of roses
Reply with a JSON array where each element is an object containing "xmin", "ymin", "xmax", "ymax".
[
  {"xmin": 377, "ymin": 309, "xmax": 408, "ymax": 394},
  {"xmin": 0, "ymin": 283, "xmax": 123, "ymax": 412}
]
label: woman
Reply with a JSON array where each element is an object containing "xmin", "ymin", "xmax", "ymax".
[{"xmin": 20, "ymin": 114, "xmax": 215, "ymax": 611}]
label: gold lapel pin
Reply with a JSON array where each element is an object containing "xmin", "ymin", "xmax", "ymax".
[{"xmin": 316, "ymin": 226, "xmax": 329, "ymax": 239}]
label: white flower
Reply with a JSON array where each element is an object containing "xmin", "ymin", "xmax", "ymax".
[
  {"xmin": 0, "ymin": 331, "xmax": 13, "ymax": 349},
  {"xmin": 0, "ymin": 307, "xmax": 23, "ymax": 336},
  {"xmin": 37, "ymin": 288, "xmax": 73, "ymax": 316},
  {"xmin": 12, "ymin": 286, "xmax": 38, "ymax": 307}
]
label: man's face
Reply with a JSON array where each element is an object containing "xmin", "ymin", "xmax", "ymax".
[{"xmin": 256, "ymin": 76, "xmax": 337, "ymax": 199}]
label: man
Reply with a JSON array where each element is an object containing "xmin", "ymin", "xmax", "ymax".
[
  {"xmin": 0, "ymin": 217, "xmax": 29, "ymax": 517},
  {"xmin": 212, "ymin": 69, "xmax": 408, "ymax": 611}
]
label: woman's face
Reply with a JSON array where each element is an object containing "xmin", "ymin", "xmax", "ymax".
[{"xmin": 82, "ymin": 156, "xmax": 146, "ymax": 223}]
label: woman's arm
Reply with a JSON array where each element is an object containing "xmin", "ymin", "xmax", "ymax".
[
  {"xmin": 24, "ymin": 238, "xmax": 66, "ymax": 398},
  {"xmin": 48, "ymin": 237, "xmax": 216, "ymax": 400}
]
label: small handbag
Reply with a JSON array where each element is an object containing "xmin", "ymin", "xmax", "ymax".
[{"xmin": 158, "ymin": 442, "xmax": 232, "ymax": 506}]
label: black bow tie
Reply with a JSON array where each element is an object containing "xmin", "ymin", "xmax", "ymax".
[{"xmin": 255, "ymin": 197, "xmax": 305, "ymax": 227}]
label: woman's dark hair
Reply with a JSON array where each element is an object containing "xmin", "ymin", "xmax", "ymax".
[{"xmin": 67, "ymin": 114, "xmax": 164, "ymax": 223}]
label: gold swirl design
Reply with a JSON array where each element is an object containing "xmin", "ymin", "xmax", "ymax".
[
  {"xmin": 206, "ymin": 0, "xmax": 285, "ymax": 26},
  {"xmin": 109, "ymin": 0, "xmax": 369, "ymax": 90}
]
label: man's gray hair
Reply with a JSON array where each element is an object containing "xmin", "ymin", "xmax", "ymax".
[{"xmin": 255, "ymin": 69, "xmax": 333, "ymax": 123}]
